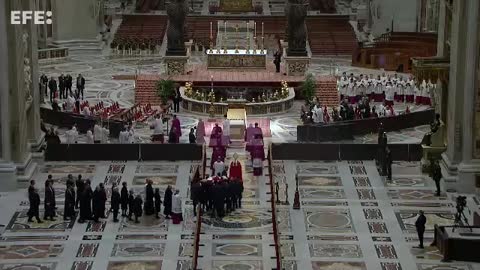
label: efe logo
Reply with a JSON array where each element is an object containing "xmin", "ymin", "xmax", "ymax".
[{"xmin": 11, "ymin": 11, "xmax": 53, "ymax": 25}]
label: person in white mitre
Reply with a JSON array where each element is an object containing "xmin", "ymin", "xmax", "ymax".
[
  {"xmin": 86, "ymin": 129, "xmax": 94, "ymax": 144},
  {"xmin": 94, "ymin": 123, "xmax": 102, "ymax": 143},
  {"xmin": 119, "ymin": 128, "xmax": 129, "ymax": 144},
  {"xmin": 82, "ymin": 106, "xmax": 91, "ymax": 116},
  {"xmin": 65, "ymin": 125, "xmax": 78, "ymax": 144},
  {"xmin": 101, "ymin": 126, "xmax": 110, "ymax": 143},
  {"xmin": 212, "ymin": 157, "xmax": 225, "ymax": 176}
]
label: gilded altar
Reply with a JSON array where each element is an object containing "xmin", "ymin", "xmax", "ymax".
[{"xmin": 207, "ymin": 49, "xmax": 267, "ymax": 69}]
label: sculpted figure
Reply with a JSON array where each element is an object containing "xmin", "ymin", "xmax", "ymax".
[
  {"xmin": 166, "ymin": 0, "xmax": 186, "ymax": 55},
  {"xmin": 286, "ymin": 0, "xmax": 308, "ymax": 56}
]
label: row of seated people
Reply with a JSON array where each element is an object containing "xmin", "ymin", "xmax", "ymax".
[
  {"xmin": 338, "ymin": 72, "xmax": 433, "ymax": 106},
  {"xmin": 110, "ymin": 38, "xmax": 161, "ymax": 55},
  {"xmin": 302, "ymin": 96, "xmax": 411, "ymax": 124}
]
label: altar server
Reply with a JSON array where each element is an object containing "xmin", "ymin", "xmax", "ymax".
[
  {"xmin": 367, "ymin": 74, "xmax": 375, "ymax": 101},
  {"xmin": 347, "ymin": 78, "xmax": 356, "ymax": 104},
  {"xmin": 405, "ymin": 77, "xmax": 415, "ymax": 103},
  {"xmin": 151, "ymin": 114, "xmax": 164, "ymax": 143},
  {"xmin": 423, "ymin": 80, "xmax": 433, "ymax": 105},
  {"xmin": 417, "ymin": 80, "xmax": 427, "ymax": 104},
  {"xmin": 94, "ymin": 123, "xmax": 102, "ymax": 143},
  {"xmin": 171, "ymin": 189, "xmax": 183, "ymax": 224},
  {"xmin": 65, "ymin": 125, "xmax": 78, "ymax": 144},
  {"xmin": 213, "ymin": 157, "xmax": 226, "ymax": 176},
  {"xmin": 101, "ymin": 126, "xmax": 110, "ymax": 143},
  {"xmin": 338, "ymin": 75, "xmax": 348, "ymax": 100},
  {"xmin": 384, "ymin": 82, "xmax": 395, "ymax": 106},
  {"xmin": 222, "ymin": 114, "xmax": 231, "ymax": 145}
]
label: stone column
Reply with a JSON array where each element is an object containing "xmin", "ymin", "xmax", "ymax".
[
  {"xmin": 442, "ymin": 0, "xmax": 480, "ymax": 193},
  {"xmin": 436, "ymin": 0, "xmax": 446, "ymax": 57},
  {"xmin": 50, "ymin": 0, "xmax": 100, "ymax": 44}
]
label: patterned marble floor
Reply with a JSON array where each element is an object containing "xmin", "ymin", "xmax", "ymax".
[{"xmin": 3, "ymin": 159, "xmax": 480, "ymax": 269}]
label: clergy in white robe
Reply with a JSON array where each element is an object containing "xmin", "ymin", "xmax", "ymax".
[
  {"xmin": 119, "ymin": 130, "xmax": 129, "ymax": 144},
  {"xmin": 222, "ymin": 116, "xmax": 231, "ymax": 145},
  {"xmin": 66, "ymin": 95, "xmax": 75, "ymax": 112},
  {"xmin": 65, "ymin": 126, "xmax": 78, "ymax": 144},
  {"xmin": 417, "ymin": 80, "xmax": 427, "ymax": 104},
  {"xmin": 384, "ymin": 83, "xmax": 395, "ymax": 106},
  {"xmin": 405, "ymin": 78, "xmax": 415, "ymax": 103},
  {"xmin": 94, "ymin": 124, "xmax": 102, "ymax": 143},
  {"xmin": 312, "ymin": 105, "xmax": 323, "ymax": 123},
  {"xmin": 213, "ymin": 159, "xmax": 225, "ymax": 176},
  {"xmin": 347, "ymin": 80, "xmax": 356, "ymax": 104},
  {"xmin": 151, "ymin": 116, "xmax": 164, "ymax": 143},
  {"xmin": 86, "ymin": 130, "xmax": 94, "ymax": 144},
  {"xmin": 423, "ymin": 80, "xmax": 433, "ymax": 105},
  {"xmin": 101, "ymin": 127, "xmax": 109, "ymax": 143}
]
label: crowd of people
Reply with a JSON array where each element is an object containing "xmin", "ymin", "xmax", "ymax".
[
  {"xmin": 337, "ymin": 72, "xmax": 433, "ymax": 106},
  {"xmin": 40, "ymin": 73, "xmax": 86, "ymax": 104},
  {"xmin": 302, "ymin": 72, "xmax": 435, "ymax": 124},
  {"xmin": 27, "ymin": 175, "xmax": 184, "ymax": 224}
]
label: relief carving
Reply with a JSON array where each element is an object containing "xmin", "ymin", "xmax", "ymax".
[{"xmin": 22, "ymin": 31, "xmax": 33, "ymax": 107}]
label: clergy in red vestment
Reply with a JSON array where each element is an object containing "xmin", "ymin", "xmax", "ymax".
[
  {"xmin": 245, "ymin": 123, "xmax": 255, "ymax": 143},
  {"xmin": 171, "ymin": 115, "xmax": 182, "ymax": 141},
  {"xmin": 229, "ymin": 153, "xmax": 243, "ymax": 181},
  {"xmin": 209, "ymin": 123, "xmax": 223, "ymax": 147}
]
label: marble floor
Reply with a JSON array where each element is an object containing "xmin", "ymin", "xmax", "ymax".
[
  {"xmin": 2, "ymin": 158, "xmax": 480, "ymax": 270},
  {"xmin": 3, "ymin": 51, "xmax": 469, "ymax": 269}
]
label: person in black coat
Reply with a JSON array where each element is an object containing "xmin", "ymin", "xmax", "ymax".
[
  {"xmin": 92, "ymin": 185, "xmax": 103, "ymax": 222},
  {"xmin": 111, "ymin": 187, "xmax": 121, "ymax": 222},
  {"xmin": 154, "ymin": 188, "xmax": 162, "ymax": 219},
  {"xmin": 79, "ymin": 180, "xmax": 93, "ymax": 223},
  {"xmin": 44, "ymin": 179, "xmax": 56, "ymax": 221},
  {"xmin": 190, "ymin": 180, "xmax": 201, "ymax": 216},
  {"xmin": 58, "ymin": 74, "xmax": 65, "ymax": 99},
  {"xmin": 127, "ymin": 190, "xmax": 135, "ymax": 221},
  {"xmin": 163, "ymin": 185, "xmax": 173, "ymax": 219},
  {"xmin": 65, "ymin": 74, "xmax": 73, "ymax": 96},
  {"xmin": 273, "ymin": 50, "xmax": 282, "ymax": 73},
  {"xmin": 133, "ymin": 194, "xmax": 143, "ymax": 223},
  {"xmin": 212, "ymin": 182, "xmax": 225, "ymax": 218},
  {"xmin": 120, "ymin": 182, "xmax": 129, "ymax": 217},
  {"xmin": 385, "ymin": 147, "xmax": 392, "ymax": 181},
  {"xmin": 64, "ymin": 182, "xmax": 76, "ymax": 220},
  {"xmin": 99, "ymin": 183, "xmax": 107, "ymax": 218},
  {"xmin": 75, "ymin": 175, "xmax": 85, "ymax": 209},
  {"xmin": 27, "ymin": 180, "xmax": 42, "ymax": 223},
  {"xmin": 48, "ymin": 77, "xmax": 57, "ymax": 103},
  {"xmin": 144, "ymin": 180, "xmax": 154, "ymax": 215},
  {"xmin": 76, "ymin": 74, "xmax": 86, "ymax": 99},
  {"xmin": 430, "ymin": 160, "xmax": 442, "ymax": 196},
  {"xmin": 415, "ymin": 210, "xmax": 427, "ymax": 249},
  {"xmin": 189, "ymin": 128, "xmax": 196, "ymax": 144},
  {"xmin": 173, "ymin": 87, "xmax": 182, "ymax": 113}
]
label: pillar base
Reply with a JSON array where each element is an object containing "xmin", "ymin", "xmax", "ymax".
[
  {"xmin": 441, "ymin": 153, "xmax": 480, "ymax": 194},
  {"xmin": 15, "ymin": 153, "xmax": 38, "ymax": 189},
  {"xmin": 284, "ymin": 55, "xmax": 311, "ymax": 76},
  {"xmin": 0, "ymin": 161, "xmax": 17, "ymax": 191},
  {"xmin": 164, "ymin": 55, "xmax": 189, "ymax": 75}
]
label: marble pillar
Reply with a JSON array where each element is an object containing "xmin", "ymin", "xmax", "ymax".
[
  {"xmin": 0, "ymin": 0, "xmax": 42, "ymax": 190},
  {"xmin": 50, "ymin": 0, "xmax": 101, "ymax": 46},
  {"xmin": 442, "ymin": 0, "xmax": 480, "ymax": 193},
  {"xmin": 436, "ymin": 0, "xmax": 446, "ymax": 57}
]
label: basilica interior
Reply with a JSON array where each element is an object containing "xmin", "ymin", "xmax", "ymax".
[{"xmin": 0, "ymin": 0, "xmax": 480, "ymax": 269}]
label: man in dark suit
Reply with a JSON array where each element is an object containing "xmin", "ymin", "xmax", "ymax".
[
  {"xmin": 431, "ymin": 160, "xmax": 442, "ymax": 196},
  {"xmin": 27, "ymin": 180, "xmax": 42, "ymax": 223},
  {"xmin": 415, "ymin": 210, "xmax": 427, "ymax": 249},
  {"xmin": 58, "ymin": 74, "xmax": 65, "ymax": 99},
  {"xmin": 65, "ymin": 74, "xmax": 73, "ymax": 96},
  {"xmin": 273, "ymin": 50, "xmax": 282, "ymax": 73},
  {"xmin": 76, "ymin": 74, "xmax": 86, "ymax": 99},
  {"xmin": 48, "ymin": 77, "xmax": 57, "ymax": 103}
]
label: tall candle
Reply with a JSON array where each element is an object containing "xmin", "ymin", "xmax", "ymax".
[
  {"xmin": 210, "ymin": 21, "xmax": 213, "ymax": 39},
  {"xmin": 261, "ymin": 22, "xmax": 264, "ymax": 38},
  {"xmin": 224, "ymin": 21, "xmax": 227, "ymax": 36},
  {"xmin": 246, "ymin": 22, "xmax": 249, "ymax": 39},
  {"xmin": 254, "ymin": 22, "xmax": 257, "ymax": 38}
]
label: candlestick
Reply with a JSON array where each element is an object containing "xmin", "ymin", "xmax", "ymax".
[
  {"xmin": 210, "ymin": 21, "xmax": 213, "ymax": 39},
  {"xmin": 224, "ymin": 21, "xmax": 227, "ymax": 36},
  {"xmin": 261, "ymin": 22, "xmax": 264, "ymax": 38},
  {"xmin": 254, "ymin": 22, "xmax": 256, "ymax": 38}
]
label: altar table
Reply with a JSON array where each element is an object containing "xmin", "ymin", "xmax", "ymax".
[{"xmin": 207, "ymin": 49, "xmax": 267, "ymax": 69}]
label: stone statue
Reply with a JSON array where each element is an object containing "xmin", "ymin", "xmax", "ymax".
[
  {"xmin": 166, "ymin": 0, "xmax": 187, "ymax": 56},
  {"xmin": 286, "ymin": 0, "xmax": 308, "ymax": 56},
  {"xmin": 22, "ymin": 31, "xmax": 33, "ymax": 105}
]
